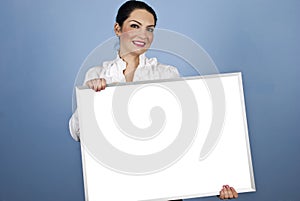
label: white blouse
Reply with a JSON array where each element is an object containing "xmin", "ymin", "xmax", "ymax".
[{"xmin": 69, "ymin": 53, "xmax": 180, "ymax": 141}]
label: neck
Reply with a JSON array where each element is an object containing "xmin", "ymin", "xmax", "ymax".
[
  {"xmin": 119, "ymin": 51, "xmax": 141, "ymax": 69},
  {"xmin": 119, "ymin": 52, "xmax": 141, "ymax": 82}
]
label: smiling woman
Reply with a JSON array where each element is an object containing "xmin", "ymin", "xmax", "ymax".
[
  {"xmin": 114, "ymin": 8, "xmax": 157, "ymax": 82},
  {"xmin": 69, "ymin": 0, "xmax": 180, "ymax": 140},
  {"xmin": 69, "ymin": 0, "xmax": 238, "ymax": 200}
]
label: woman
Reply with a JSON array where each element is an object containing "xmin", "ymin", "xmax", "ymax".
[{"xmin": 70, "ymin": 0, "xmax": 238, "ymax": 200}]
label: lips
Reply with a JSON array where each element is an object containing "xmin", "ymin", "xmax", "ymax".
[{"xmin": 132, "ymin": 40, "xmax": 146, "ymax": 47}]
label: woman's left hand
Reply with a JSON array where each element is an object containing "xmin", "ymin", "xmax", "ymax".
[{"xmin": 219, "ymin": 185, "xmax": 238, "ymax": 199}]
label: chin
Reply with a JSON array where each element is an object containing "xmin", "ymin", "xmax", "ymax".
[
  {"xmin": 121, "ymin": 45, "xmax": 149, "ymax": 57},
  {"xmin": 131, "ymin": 48, "xmax": 148, "ymax": 55}
]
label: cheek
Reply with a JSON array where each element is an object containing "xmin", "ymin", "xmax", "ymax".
[
  {"xmin": 119, "ymin": 33, "xmax": 132, "ymax": 45},
  {"xmin": 120, "ymin": 29, "xmax": 138, "ymax": 41},
  {"xmin": 148, "ymin": 33, "xmax": 154, "ymax": 43}
]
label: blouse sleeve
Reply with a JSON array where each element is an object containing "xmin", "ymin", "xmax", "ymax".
[
  {"xmin": 167, "ymin": 65, "xmax": 180, "ymax": 78},
  {"xmin": 158, "ymin": 63, "xmax": 180, "ymax": 79},
  {"xmin": 69, "ymin": 109, "xmax": 80, "ymax": 141},
  {"xmin": 68, "ymin": 66, "xmax": 105, "ymax": 141}
]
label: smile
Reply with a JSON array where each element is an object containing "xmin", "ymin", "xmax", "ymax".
[{"xmin": 132, "ymin": 40, "xmax": 146, "ymax": 47}]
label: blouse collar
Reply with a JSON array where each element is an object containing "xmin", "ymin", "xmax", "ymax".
[
  {"xmin": 114, "ymin": 53, "xmax": 147, "ymax": 71},
  {"xmin": 102, "ymin": 52, "xmax": 159, "ymax": 80}
]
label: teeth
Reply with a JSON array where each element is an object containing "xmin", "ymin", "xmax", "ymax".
[{"xmin": 133, "ymin": 41, "xmax": 145, "ymax": 46}]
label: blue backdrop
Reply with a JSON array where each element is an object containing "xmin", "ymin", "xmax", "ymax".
[{"xmin": 0, "ymin": 0, "xmax": 299, "ymax": 201}]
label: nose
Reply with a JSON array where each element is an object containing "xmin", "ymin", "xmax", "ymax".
[{"xmin": 137, "ymin": 28, "xmax": 148, "ymax": 40}]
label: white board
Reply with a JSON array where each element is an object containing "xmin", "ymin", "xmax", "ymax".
[{"xmin": 76, "ymin": 72, "xmax": 255, "ymax": 201}]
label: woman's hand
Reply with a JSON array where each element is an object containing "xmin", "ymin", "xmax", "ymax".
[
  {"xmin": 219, "ymin": 185, "xmax": 238, "ymax": 199},
  {"xmin": 86, "ymin": 78, "xmax": 107, "ymax": 92}
]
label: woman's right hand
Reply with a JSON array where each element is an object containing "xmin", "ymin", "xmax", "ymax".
[{"xmin": 86, "ymin": 78, "xmax": 107, "ymax": 92}]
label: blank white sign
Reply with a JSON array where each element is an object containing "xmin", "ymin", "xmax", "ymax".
[{"xmin": 76, "ymin": 72, "xmax": 255, "ymax": 201}]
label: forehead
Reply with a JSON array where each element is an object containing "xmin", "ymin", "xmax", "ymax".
[{"xmin": 126, "ymin": 9, "xmax": 155, "ymax": 25}]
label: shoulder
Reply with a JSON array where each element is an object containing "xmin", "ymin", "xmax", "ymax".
[
  {"xmin": 157, "ymin": 63, "xmax": 180, "ymax": 78},
  {"xmin": 84, "ymin": 58, "xmax": 117, "ymax": 83},
  {"xmin": 145, "ymin": 57, "xmax": 180, "ymax": 79},
  {"xmin": 84, "ymin": 66, "xmax": 107, "ymax": 81}
]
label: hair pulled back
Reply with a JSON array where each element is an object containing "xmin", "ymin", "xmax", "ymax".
[{"xmin": 116, "ymin": 0, "xmax": 157, "ymax": 28}]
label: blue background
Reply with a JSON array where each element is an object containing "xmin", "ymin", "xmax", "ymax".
[{"xmin": 0, "ymin": 0, "xmax": 299, "ymax": 201}]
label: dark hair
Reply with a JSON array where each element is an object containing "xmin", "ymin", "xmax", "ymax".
[{"xmin": 116, "ymin": 0, "xmax": 157, "ymax": 28}]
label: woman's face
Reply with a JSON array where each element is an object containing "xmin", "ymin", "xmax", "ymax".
[{"xmin": 115, "ymin": 9, "xmax": 155, "ymax": 57}]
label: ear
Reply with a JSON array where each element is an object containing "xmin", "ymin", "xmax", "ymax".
[{"xmin": 114, "ymin": 23, "xmax": 121, "ymax": 36}]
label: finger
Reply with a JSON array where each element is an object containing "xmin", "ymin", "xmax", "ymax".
[
  {"xmin": 224, "ymin": 189, "xmax": 229, "ymax": 199},
  {"xmin": 95, "ymin": 79, "xmax": 103, "ymax": 92},
  {"xmin": 86, "ymin": 80, "xmax": 94, "ymax": 90},
  {"xmin": 91, "ymin": 79, "xmax": 99, "ymax": 91},
  {"xmin": 101, "ymin": 78, "xmax": 106, "ymax": 90},
  {"xmin": 226, "ymin": 186, "xmax": 234, "ymax": 199},
  {"xmin": 96, "ymin": 78, "xmax": 106, "ymax": 91},
  {"xmin": 93, "ymin": 79, "xmax": 103, "ymax": 92},
  {"xmin": 219, "ymin": 189, "xmax": 225, "ymax": 200},
  {"xmin": 219, "ymin": 185, "xmax": 227, "ymax": 199},
  {"xmin": 230, "ymin": 187, "xmax": 238, "ymax": 198}
]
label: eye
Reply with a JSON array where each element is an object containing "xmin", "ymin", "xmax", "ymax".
[
  {"xmin": 130, "ymin": 24, "xmax": 140, "ymax": 29},
  {"xmin": 147, "ymin": 27, "xmax": 154, "ymax": 33}
]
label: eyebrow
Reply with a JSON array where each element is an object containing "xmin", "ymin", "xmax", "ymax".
[{"xmin": 129, "ymin": 20, "xmax": 155, "ymax": 27}]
